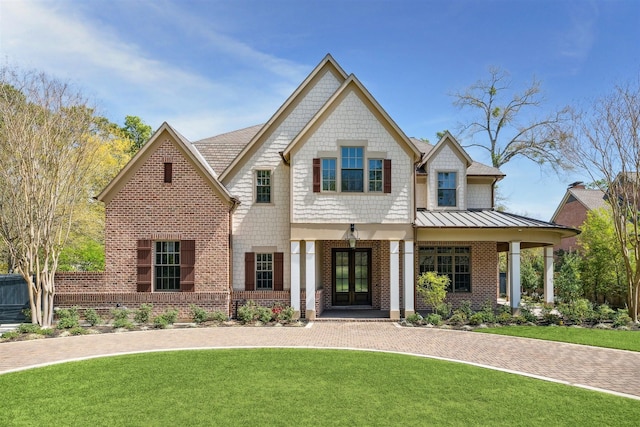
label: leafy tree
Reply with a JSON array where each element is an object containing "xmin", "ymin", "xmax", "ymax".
[
  {"xmin": 416, "ymin": 271, "xmax": 449, "ymax": 313},
  {"xmin": 520, "ymin": 249, "xmax": 543, "ymax": 296},
  {"xmin": 121, "ymin": 115, "xmax": 152, "ymax": 154},
  {"xmin": 0, "ymin": 67, "xmax": 102, "ymax": 326},
  {"xmin": 578, "ymin": 207, "xmax": 626, "ymax": 304},
  {"xmin": 566, "ymin": 77, "xmax": 640, "ymax": 322},
  {"xmin": 555, "ymin": 252, "xmax": 582, "ymax": 303},
  {"xmin": 57, "ymin": 117, "xmax": 132, "ymax": 271},
  {"xmin": 452, "ymin": 66, "xmax": 571, "ymax": 171}
]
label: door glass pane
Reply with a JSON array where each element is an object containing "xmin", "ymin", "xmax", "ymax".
[
  {"xmin": 335, "ymin": 252, "xmax": 349, "ymax": 293},
  {"xmin": 354, "ymin": 251, "xmax": 368, "ymax": 292}
]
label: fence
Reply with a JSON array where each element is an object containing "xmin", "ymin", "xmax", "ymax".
[{"xmin": 0, "ymin": 274, "xmax": 29, "ymax": 323}]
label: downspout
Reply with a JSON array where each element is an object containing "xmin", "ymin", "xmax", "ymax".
[{"xmin": 228, "ymin": 197, "xmax": 240, "ymax": 317}]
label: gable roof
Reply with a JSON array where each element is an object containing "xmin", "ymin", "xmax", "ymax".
[
  {"xmin": 282, "ymin": 74, "xmax": 422, "ymax": 162},
  {"xmin": 550, "ymin": 186, "xmax": 607, "ymax": 222},
  {"xmin": 420, "ymin": 131, "xmax": 472, "ymax": 168},
  {"xmin": 98, "ymin": 122, "xmax": 235, "ymax": 206},
  {"xmin": 218, "ymin": 54, "xmax": 348, "ymax": 182},
  {"xmin": 192, "ymin": 124, "xmax": 263, "ymax": 174},
  {"xmin": 412, "ymin": 138, "xmax": 503, "ymax": 178}
]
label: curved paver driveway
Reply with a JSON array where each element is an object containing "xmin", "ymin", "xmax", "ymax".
[{"xmin": 1, "ymin": 322, "xmax": 639, "ymax": 399}]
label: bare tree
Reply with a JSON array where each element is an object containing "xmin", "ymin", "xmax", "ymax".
[
  {"xmin": 567, "ymin": 77, "xmax": 640, "ymax": 322},
  {"xmin": 453, "ymin": 67, "xmax": 571, "ymax": 171},
  {"xmin": 0, "ymin": 67, "xmax": 98, "ymax": 327}
]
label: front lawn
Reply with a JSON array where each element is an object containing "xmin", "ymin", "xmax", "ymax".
[
  {"xmin": 0, "ymin": 349, "xmax": 638, "ymax": 426},
  {"xmin": 477, "ymin": 326, "xmax": 640, "ymax": 352}
]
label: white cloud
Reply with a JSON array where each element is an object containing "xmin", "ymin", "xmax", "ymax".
[{"xmin": 0, "ymin": 0, "xmax": 308, "ymax": 139}]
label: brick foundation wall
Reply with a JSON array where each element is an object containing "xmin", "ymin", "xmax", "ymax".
[
  {"xmin": 54, "ymin": 291, "xmax": 230, "ymax": 320},
  {"xmin": 231, "ymin": 290, "xmax": 323, "ymax": 318},
  {"xmin": 415, "ymin": 241, "xmax": 498, "ymax": 311}
]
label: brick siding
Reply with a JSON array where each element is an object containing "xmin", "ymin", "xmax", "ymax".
[
  {"xmin": 415, "ymin": 241, "xmax": 498, "ymax": 311},
  {"xmin": 56, "ymin": 132, "xmax": 232, "ymax": 317}
]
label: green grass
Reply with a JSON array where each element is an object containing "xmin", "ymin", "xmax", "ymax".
[
  {"xmin": 477, "ymin": 326, "xmax": 640, "ymax": 352},
  {"xmin": 0, "ymin": 349, "xmax": 638, "ymax": 426}
]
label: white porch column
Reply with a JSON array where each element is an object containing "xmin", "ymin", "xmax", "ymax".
[
  {"xmin": 544, "ymin": 246, "xmax": 554, "ymax": 304},
  {"xmin": 290, "ymin": 241, "xmax": 301, "ymax": 319},
  {"xmin": 403, "ymin": 240, "xmax": 415, "ymax": 317},
  {"xmin": 305, "ymin": 240, "xmax": 316, "ymax": 320},
  {"xmin": 390, "ymin": 240, "xmax": 400, "ymax": 320},
  {"xmin": 509, "ymin": 241, "xmax": 521, "ymax": 313}
]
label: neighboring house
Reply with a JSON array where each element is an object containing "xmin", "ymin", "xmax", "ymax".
[
  {"xmin": 55, "ymin": 54, "xmax": 578, "ymax": 318},
  {"xmin": 550, "ymin": 182, "xmax": 606, "ymax": 253}
]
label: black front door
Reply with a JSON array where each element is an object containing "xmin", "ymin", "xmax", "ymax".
[{"xmin": 332, "ymin": 249, "xmax": 371, "ymax": 306}]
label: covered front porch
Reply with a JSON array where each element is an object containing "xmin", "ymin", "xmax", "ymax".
[
  {"xmin": 289, "ymin": 223, "xmax": 414, "ymax": 320},
  {"xmin": 415, "ymin": 210, "xmax": 580, "ymax": 313}
]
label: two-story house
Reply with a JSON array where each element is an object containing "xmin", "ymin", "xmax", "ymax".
[{"xmin": 55, "ymin": 55, "xmax": 578, "ymax": 319}]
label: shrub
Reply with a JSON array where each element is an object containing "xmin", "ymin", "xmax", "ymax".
[
  {"xmin": 458, "ymin": 300, "xmax": 474, "ymax": 319},
  {"xmin": 273, "ymin": 305, "xmax": 295, "ymax": 323},
  {"xmin": 558, "ymin": 299, "xmax": 595, "ymax": 324},
  {"xmin": 468, "ymin": 312, "xmax": 485, "ymax": 326},
  {"xmin": 153, "ymin": 308, "xmax": 179, "ymax": 328},
  {"xmin": 69, "ymin": 326, "xmax": 89, "ymax": 336},
  {"xmin": 613, "ymin": 309, "xmax": 632, "ymax": 327},
  {"xmin": 39, "ymin": 328, "xmax": 54, "ymax": 336},
  {"xmin": 84, "ymin": 308, "xmax": 102, "ymax": 326},
  {"xmin": 209, "ymin": 310, "xmax": 228, "ymax": 322},
  {"xmin": 134, "ymin": 303, "xmax": 153, "ymax": 324},
  {"xmin": 17, "ymin": 323, "xmax": 41, "ymax": 334},
  {"xmin": 425, "ymin": 313, "xmax": 442, "ymax": 326},
  {"xmin": 479, "ymin": 300, "xmax": 496, "ymax": 323},
  {"xmin": 596, "ymin": 304, "xmax": 615, "ymax": 322},
  {"xmin": 237, "ymin": 301, "xmax": 259, "ymax": 324},
  {"xmin": 448, "ymin": 311, "xmax": 467, "ymax": 326},
  {"xmin": 519, "ymin": 305, "xmax": 538, "ymax": 323},
  {"xmin": 257, "ymin": 306, "xmax": 273, "ymax": 323},
  {"xmin": 21, "ymin": 308, "xmax": 32, "ymax": 322},
  {"xmin": 153, "ymin": 316, "xmax": 169, "ymax": 329},
  {"xmin": 1, "ymin": 331, "xmax": 19, "ymax": 340},
  {"xmin": 190, "ymin": 304, "xmax": 209, "ymax": 324},
  {"xmin": 56, "ymin": 307, "xmax": 80, "ymax": 329},
  {"xmin": 435, "ymin": 302, "xmax": 452, "ymax": 318},
  {"xmin": 416, "ymin": 272, "xmax": 449, "ymax": 313},
  {"xmin": 405, "ymin": 313, "xmax": 423, "ymax": 325},
  {"xmin": 496, "ymin": 311, "xmax": 513, "ymax": 324},
  {"xmin": 111, "ymin": 308, "xmax": 133, "ymax": 329}
]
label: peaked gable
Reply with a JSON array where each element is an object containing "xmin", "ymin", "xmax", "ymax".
[
  {"xmin": 218, "ymin": 54, "xmax": 348, "ymax": 182},
  {"xmin": 282, "ymin": 74, "xmax": 422, "ymax": 162},
  {"xmin": 98, "ymin": 122, "xmax": 235, "ymax": 206},
  {"xmin": 550, "ymin": 186, "xmax": 606, "ymax": 223},
  {"xmin": 420, "ymin": 131, "xmax": 472, "ymax": 168}
]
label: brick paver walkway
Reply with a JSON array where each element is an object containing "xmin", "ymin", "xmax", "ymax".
[{"xmin": 1, "ymin": 322, "xmax": 639, "ymax": 399}]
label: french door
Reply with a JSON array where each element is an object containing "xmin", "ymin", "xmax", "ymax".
[{"xmin": 332, "ymin": 249, "xmax": 371, "ymax": 306}]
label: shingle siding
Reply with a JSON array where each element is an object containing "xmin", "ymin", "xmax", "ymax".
[
  {"xmin": 291, "ymin": 90, "xmax": 413, "ymax": 224},
  {"xmin": 228, "ymin": 69, "xmax": 343, "ymax": 291}
]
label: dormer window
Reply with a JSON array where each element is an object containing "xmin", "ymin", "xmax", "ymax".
[{"xmin": 438, "ymin": 172, "xmax": 457, "ymax": 207}]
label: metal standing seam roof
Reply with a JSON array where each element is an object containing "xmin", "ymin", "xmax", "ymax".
[{"xmin": 415, "ymin": 209, "xmax": 576, "ymax": 230}]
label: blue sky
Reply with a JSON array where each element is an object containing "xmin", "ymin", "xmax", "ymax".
[{"xmin": 1, "ymin": 0, "xmax": 639, "ymax": 220}]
